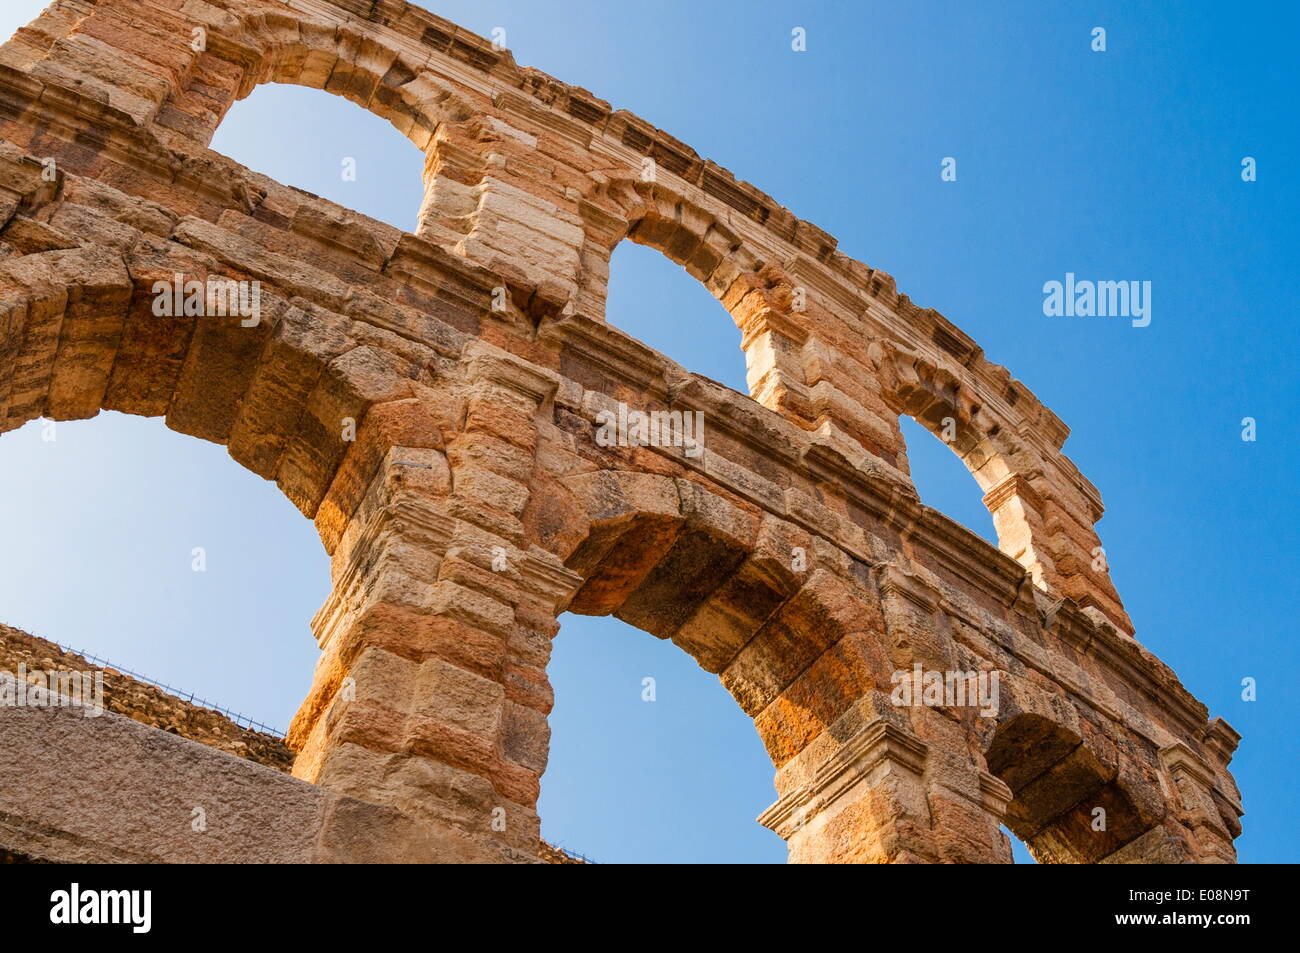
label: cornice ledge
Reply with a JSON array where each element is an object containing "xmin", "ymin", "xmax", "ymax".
[
  {"xmin": 877, "ymin": 561, "xmax": 942, "ymax": 613},
  {"xmin": 757, "ymin": 718, "xmax": 927, "ymax": 838},
  {"xmin": 518, "ymin": 546, "xmax": 585, "ymax": 607},
  {"xmin": 462, "ymin": 339, "xmax": 560, "ymax": 403},
  {"xmin": 981, "ymin": 472, "xmax": 1043, "ymax": 514},
  {"xmin": 1201, "ymin": 717, "xmax": 1241, "ymax": 768}
]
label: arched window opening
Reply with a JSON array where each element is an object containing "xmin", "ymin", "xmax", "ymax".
[
  {"xmin": 1003, "ymin": 825, "xmax": 1037, "ymax": 864},
  {"xmin": 540, "ymin": 612, "xmax": 784, "ymax": 863},
  {"xmin": 986, "ymin": 713, "xmax": 1154, "ymax": 864},
  {"xmin": 0, "ymin": 412, "xmax": 328, "ymax": 734},
  {"xmin": 605, "ymin": 240, "xmax": 748, "ymax": 394},
  {"xmin": 209, "ymin": 84, "xmax": 426, "ymax": 234},
  {"xmin": 898, "ymin": 415, "xmax": 998, "ymax": 545}
]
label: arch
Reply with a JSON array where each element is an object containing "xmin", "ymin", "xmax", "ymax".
[
  {"xmin": 551, "ymin": 468, "xmax": 890, "ymax": 772},
  {"xmin": 869, "ymin": 338, "xmax": 1131, "ymax": 632},
  {"xmin": 897, "ymin": 414, "xmax": 997, "ymax": 545},
  {"xmin": 1, "ymin": 0, "xmax": 490, "ymax": 252},
  {"xmin": 209, "ymin": 82, "xmax": 427, "ymax": 233},
  {"xmin": 984, "ymin": 712, "xmax": 1165, "ymax": 864},
  {"xmin": 878, "ymin": 345, "xmax": 1039, "ymax": 545},
  {"xmin": 0, "ymin": 410, "xmax": 328, "ymax": 733},
  {"xmin": 0, "ymin": 241, "xmax": 422, "ymax": 537},
  {"xmin": 542, "ymin": 610, "xmax": 784, "ymax": 862},
  {"xmin": 73, "ymin": 5, "xmax": 483, "ymax": 154},
  {"xmin": 577, "ymin": 176, "xmax": 810, "ymax": 415},
  {"xmin": 603, "ymin": 238, "xmax": 747, "ymax": 394},
  {"xmin": 162, "ymin": 6, "xmax": 485, "ymax": 250}
]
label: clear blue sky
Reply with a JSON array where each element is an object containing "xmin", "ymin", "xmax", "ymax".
[{"xmin": 1, "ymin": 1, "xmax": 1295, "ymax": 863}]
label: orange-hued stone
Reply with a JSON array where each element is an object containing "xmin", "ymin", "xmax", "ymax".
[{"xmin": 0, "ymin": 0, "xmax": 1238, "ymax": 864}]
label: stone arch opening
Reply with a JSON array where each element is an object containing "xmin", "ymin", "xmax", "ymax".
[
  {"xmin": 984, "ymin": 712, "xmax": 1161, "ymax": 864},
  {"xmin": 0, "ymin": 245, "xmax": 421, "ymax": 531},
  {"xmin": 547, "ymin": 467, "xmax": 906, "ymax": 858},
  {"xmin": 0, "ymin": 1, "xmax": 486, "ymax": 250},
  {"xmin": 873, "ymin": 342, "xmax": 1131, "ymax": 632},
  {"xmin": 577, "ymin": 179, "xmax": 809, "ymax": 416},
  {"xmin": 174, "ymin": 8, "xmax": 486, "ymax": 251},
  {"xmin": 604, "ymin": 239, "xmax": 747, "ymax": 394},
  {"xmin": 0, "ymin": 410, "xmax": 326, "ymax": 732},
  {"xmin": 160, "ymin": 8, "xmax": 478, "ymax": 155},
  {"xmin": 541, "ymin": 610, "xmax": 783, "ymax": 862},
  {"xmin": 0, "ymin": 242, "xmax": 447, "ymax": 798},
  {"xmin": 209, "ymin": 82, "xmax": 426, "ymax": 233},
  {"xmin": 879, "ymin": 345, "xmax": 1058, "ymax": 589},
  {"xmin": 897, "ymin": 414, "xmax": 997, "ymax": 545}
]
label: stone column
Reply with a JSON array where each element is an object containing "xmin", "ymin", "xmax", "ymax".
[
  {"xmin": 415, "ymin": 115, "xmax": 585, "ymax": 317},
  {"xmin": 758, "ymin": 561, "xmax": 1015, "ymax": 863},
  {"xmin": 759, "ymin": 699, "xmax": 938, "ymax": 863},
  {"xmin": 1150, "ymin": 742, "xmax": 1240, "ymax": 864},
  {"xmin": 287, "ymin": 344, "xmax": 581, "ymax": 862}
]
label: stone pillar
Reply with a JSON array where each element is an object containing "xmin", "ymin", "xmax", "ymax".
[
  {"xmin": 286, "ymin": 344, "xmax": 581, "ymax": 862},
  {"xmin": 982, "ymin": 474, "xmax": 1133, "ymax": 635},
  {"xmin": 735, "ymin": 303, "xmax": 812, "ymax": 420},
  {"xmin": 982, "ymin": 473, "xmax": 1056, "ymax": 589},
  {"xmin": 416, "ymin": 115, "xmax": 584, "ymax": 316},
  {"xmin": 1152, "ymin": 743, "xmax": 1240, "ymax": 863},
  {"xmin": 759, "ymin": 700, "xmax": 937, "ymax": 863},
  {"xmin": 877, "ymin": 560, "xmax": 1019, "ymax": 864},
  {"xmin": 759, "ymin": 698, "xmax": 1015, "ymax": 864},
  {"xmin": 756, "ymin": 560, "xmax": 1016, "ymax": 864}
]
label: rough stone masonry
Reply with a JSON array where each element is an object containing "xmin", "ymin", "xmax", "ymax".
[{"xmin": 0, "ymin": 0, "xmax": 1242, "ymax": 863}]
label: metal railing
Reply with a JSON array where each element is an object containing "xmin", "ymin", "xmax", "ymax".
[
  {"xmin": 550, "ymin": 845, "xmax": 597, "ymax": 864},
  {"xmin": 47, "ymin": 640, "xmax": 286, "ymax": 738}
]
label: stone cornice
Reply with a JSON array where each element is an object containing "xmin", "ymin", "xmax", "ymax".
[
  {"xmin": 517, "ymin": 547, "xmax": 585, "ymax": 608},
  {"xmin": 1202, "ymin": 717, "xmax": 1242, "ymax": 767},
  {"xmin": 877, "ymin": 562, "xmax": 942, "ymax": 613},
  {"xmin": 463, "ymin": 340, "xmax": 561, "ymax": 403},
  {"xmin": 1160, "ymin": 742, "xmax": 1218, "ymax": 789},
  {"xmin": 736, "ymin": 306, "xmax": 812, "ymax": 349},
  {"xmin": 982, "ymin": 473, "xmax": 1043, "ymax": 514},
  {"xmin": 1160, "ymin": 741, "xmax": 1241, "ymax": 838},
  {"xmin": 757, "ymin": 718, "xmax": 928, "ymax": 839}
]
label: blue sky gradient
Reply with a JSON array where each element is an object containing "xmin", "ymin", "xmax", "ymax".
[{"xmin": 1, "ymin": 1, "xmax": 1295, "ymax": 863}]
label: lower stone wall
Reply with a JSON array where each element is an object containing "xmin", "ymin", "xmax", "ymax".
[
  {"xmin": 0, "ymin": 623, "xmax": 582, "ymax": 863},
  {"xmin": 0, "ymin": 623, "xmax": 293, "ymax": 771},
  {"xmin": 0, "ymin": 700, "xmax": 548, "ymax": 862}
]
